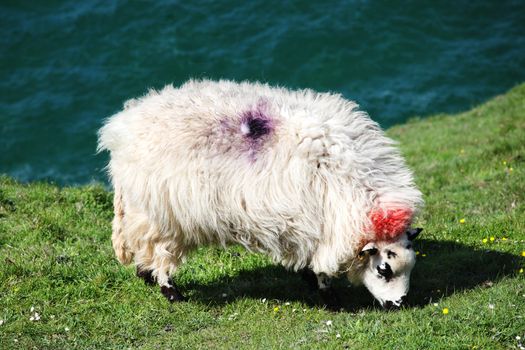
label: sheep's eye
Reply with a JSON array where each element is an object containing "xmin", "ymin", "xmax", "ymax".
[
  {"xmin": 386, "ymin": 250, "xmax": 397, "ymax": 258},
  {"xmin": 406, "ymin": 244, "xmax": 412, "ymax": 249}
]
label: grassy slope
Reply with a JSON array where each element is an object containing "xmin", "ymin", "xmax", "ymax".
[{"xmin": 1, "ymin": 85, "xmax": 524, "ymax": 349}]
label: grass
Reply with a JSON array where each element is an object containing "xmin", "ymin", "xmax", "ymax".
[{"xmin": 1, "ymin": 84, "xmax": 524, "ymax": 349}]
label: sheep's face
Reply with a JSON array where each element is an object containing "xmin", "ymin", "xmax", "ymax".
[{"xmin": 355, "ymin": 228, "xmax": 422, "ymax": 309}]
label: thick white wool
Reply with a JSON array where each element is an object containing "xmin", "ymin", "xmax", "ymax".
[{"xmin": 98, "ymin": 79, "xmax": 423, "ymax": 285}]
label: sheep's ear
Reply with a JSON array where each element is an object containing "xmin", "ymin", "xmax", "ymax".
[
  {"xmin": 407, "ymin": 228, "xmax": 423, "ymax": 241},
  {"xmin": 359, "ymin": 242, "xmax": 378, "ymax": 258}
]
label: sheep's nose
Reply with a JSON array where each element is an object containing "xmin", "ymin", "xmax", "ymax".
[
  {"xmin": 383, "ymin": 300, "xmax": 399, "ymax": 310},
  {"xmin": 383, "ymin": 296, "xmax": 407, "ymax": 310}
]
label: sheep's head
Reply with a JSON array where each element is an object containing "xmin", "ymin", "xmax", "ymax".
[{"xmin": 352, "ymin": 228, "xmax": 422, "ymax": 309}]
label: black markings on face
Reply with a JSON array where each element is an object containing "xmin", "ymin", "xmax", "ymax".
[
  {"xmin": 359, "ymin": 247, "xmax": 378, "ymax": 258},
  {"xmin": 377, "ymin": 262, "xmax": 394, "ymax": 282},
  {"xmin": 386, "ymin": 250, "xmax": 397, "ymax": 259},
  {"xmin": 406, "ymin": 244, "xmax": 412, "ymax": 249}
]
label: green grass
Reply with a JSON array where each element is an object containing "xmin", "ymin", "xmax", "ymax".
[{"xmin": 1, "ymin": 85, "xmax": 524, "ymax": 349}]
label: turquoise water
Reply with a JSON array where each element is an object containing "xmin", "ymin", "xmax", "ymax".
[{"xmin": 1, "ymin": 1, "xmax": 524, "ymax": 185}]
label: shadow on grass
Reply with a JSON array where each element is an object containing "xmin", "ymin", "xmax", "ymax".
[{"xmin": 178, "ymin": 239, "xmax": 521, "ymax": 312}]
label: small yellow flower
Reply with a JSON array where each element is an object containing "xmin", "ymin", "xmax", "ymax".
[
  {"xmin": 509, "ymin": 167, "xmax": 513, "ymax": 172},
  {"xmin": 273, "ymin": 306, "xmax": 279, "ymax": 312},
  {"xmin": 442, "ymin": 308, "xmax": 449, "ymax": 315},
  {"xmin": 459, "ymin": 218, "xmax": 466, "ymax": 224},
  {"xmin": 422, "ymin": 254, "xmax": 427, "ymax": 257},
  {"xmin": 416, "ymin": 251, "xmax": 420, "ymax": 256},
  {"xmin": 521, "ymin": 251, "xmax": 525, "ymax": 257},
  {"xmin": 520, "ymin": 268, "xmax": 523, "ymax": 274},
  {"xmin": 489, "ymin": 237, "xmax": 495, "ymax": 242},
  {"xmin": 460, "ymin": 149, "xmax": 465, "ymax": 154},
  {"xmin": 482, "ymin": 238, "xmax": 488, "ymax": 244},
  {"xmin": 502, "ymin": 237, "xmax": 507, "ymax": 241},
  {"xmin": 502, "ymin": 160, "xmax": 507, "ymax": 165}
]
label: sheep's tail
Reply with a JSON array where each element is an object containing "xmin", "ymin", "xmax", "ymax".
[{"xmin": 112, "ymin": 184, "xmax": 134, "ymax": 265}]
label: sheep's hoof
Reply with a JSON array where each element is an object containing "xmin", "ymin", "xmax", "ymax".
[
  {"xmin": 160, "ymin": 280, "xmax": 186, "ymax": 303},
  {"xmin": 136, "ymin": 268, "xmax": 156, "ymax": 286},
  {"xmin": 319, "ymin": 288, "xmax": 342, "ymax": 311}
]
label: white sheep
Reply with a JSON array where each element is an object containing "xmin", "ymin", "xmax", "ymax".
[{"xmin": 98, "ymin": 79, "xmax": 423, "ymax": 309}]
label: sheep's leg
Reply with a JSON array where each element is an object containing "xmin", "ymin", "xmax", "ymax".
[
  {"xmin": 133, "ymin": 227, "xmax": 188, "ymax": 303},
  {"xmin": 136, "ymin": 268, "xmax": 156, "ymax": 286},
  {"xmin": 301, "ymin": 268, "xmax": 319, "ymax": 291},
  {"xmin": 160, "ymin": 277, "xmax": 186, "ymax": 302},
  {"xmin": 111, "ymin": 185, "xmax": 134, "ymax": 264},
  {"xmin": 136, "ymin": 265, "xmax": 185, "ymax": 301},
  {"xmin": 138, "ymin": 260, "xmax": 186, "ymax": 303},
  {"xmin": 301, "ymin": 269, "xmax": 341, "ymax": 310},
  {"xmin": 152, "ymin": 243, "xmax": 187, "ymax": 303},
  {"xmin": 316, "ymin": 273, "xmax": 341, "ymax": 310}
]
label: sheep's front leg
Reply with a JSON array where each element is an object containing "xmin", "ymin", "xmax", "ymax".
[
  {"xmin": 301, "ymin": 269, "xmax": 341, "ymax": 310},
  {"xmin": 316, "ymin": 273, "xmax": 341, "ymax": 310}
]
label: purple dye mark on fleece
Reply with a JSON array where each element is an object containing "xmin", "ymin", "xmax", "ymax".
[
  {"xmin": 215, "ymin": 99, "xmax": 277, "ymax": 161},
  {"xmin": 240, "ymin": 109, "xmax": 274, "ymax": 140},
  {"xmin": 239, "ymin": 100, "xmax": 276, "ymax": 158}
]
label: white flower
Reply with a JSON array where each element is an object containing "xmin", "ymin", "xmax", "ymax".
[
  {"xmin": 227, "ymin": 313, "xmax": 238, "ymax": 321},
  {"xmin": 30, "ymin": 306, "xmax": 35, "ymax": 312},
  {"xmin": 325, "ymin": 320, "xmax": 333, "ymax": 326},
  {"xmin": 336, "ymin": 333, "xmax": 341, "ymax": 339},
  {"xmin": 221, "ymin": 293, "xmax": 227, "ymax": 298},
  {"xmin": 261, "ymin": 298, "xmax": 267, "ymax": 303},
  {"xmin": 433, "ymin": 303, "xmax": 438, "ymax": 307},
  {"xmin": 65, "ymin": 327, "xmax": 70, "ymax": 332},
  {"xmin": 488, "ymin": 304, "xmax": 495, "ymax": 310},
  {"xmin": 0, "ymin": 320, "xmax": 4, "ymax": 326},
  {"xmin": 285, "ymin": 302, "xmax": 291, "ymax": 306},
  {"xmin": 517, "ymin": 336, "xmax": 522, "ymax": 340}
]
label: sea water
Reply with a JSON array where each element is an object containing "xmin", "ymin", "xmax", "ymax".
[{"xmin": 1, "ymin": 0, "xmax": 524, "ymax": 184}]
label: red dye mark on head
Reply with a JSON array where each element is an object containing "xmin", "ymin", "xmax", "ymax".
[{"xmin": 369, "ymin": 208, "xmax": 413, "ymax": 241}]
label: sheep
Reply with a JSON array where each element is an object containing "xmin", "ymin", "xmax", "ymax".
[{"xmin": 98, "ymin": 79, "xmax": 423, "ymax": 309}]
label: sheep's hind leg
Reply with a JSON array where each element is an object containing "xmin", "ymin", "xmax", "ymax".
[
  {"xmin": 146, "ymin": 235, "xmax": 187, "ymax": 303},
  {"xmin": 136, "ymin": 268, "xmax": 156, "ymax": 286},
  {"xmin": 160, "ymin": 277, "xmax": 186, "ymax": 302},
  {"xmin": 111, "ymin": 185, "xmax": 134, "ymax": 265},
  {"xmin": 136, "ymin": 266, "xmax": 185, "ymax": 301},
  {"xmin": 131, "ymin": 222, "xmax": 188, "ymax": 302}
]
